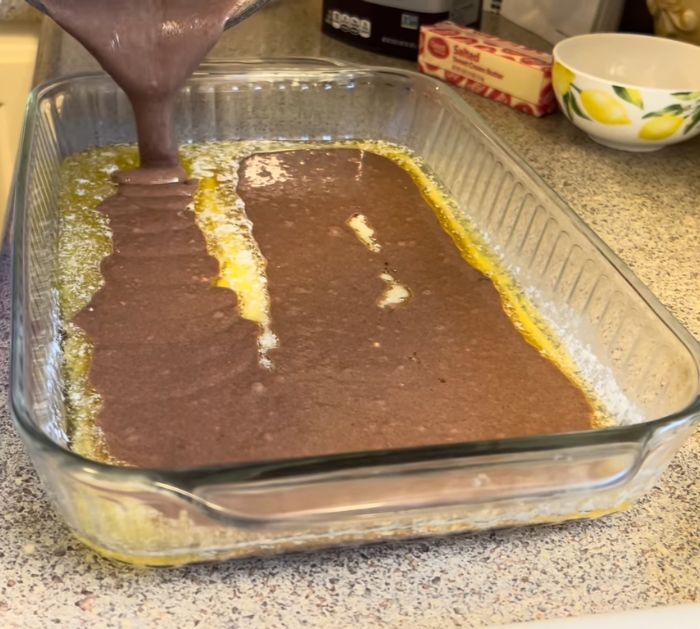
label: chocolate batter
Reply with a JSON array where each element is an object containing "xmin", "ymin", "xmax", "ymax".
[
  {"xmin": 45, "ymin": 0, "xmax": 592, "ymax": 468},
  {"xmin": 41, "ymin": 0, "xmax": 249, "ymax": 174},
  {"xmin": 74, "ymin": 149, "xmax": 593, "ymax": 468}
]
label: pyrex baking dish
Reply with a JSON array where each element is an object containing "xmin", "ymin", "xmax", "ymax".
[{"xmin": 10, "ymin": 60, "xmax": 700, "ymax": 566}]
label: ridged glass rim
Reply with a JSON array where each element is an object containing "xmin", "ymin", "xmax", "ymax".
[{"xmin": 10, "ymin": 60, "xmax": 700, "ymax": 482}]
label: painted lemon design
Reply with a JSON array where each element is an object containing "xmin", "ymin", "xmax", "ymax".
[
  {"xmin": 552, "ymin": 62, "xmax": 576, "ymax": 95},
  {"xmin": 638, "ymin": 114, "xmax": 684, "ymax": 141},
  {"xmin": 623, "ymin": 88, "xmax": 643, "ymax": 109},
  {"xmin": 580, "ymin": 90, "xmax": 631, "ymax": 125}
]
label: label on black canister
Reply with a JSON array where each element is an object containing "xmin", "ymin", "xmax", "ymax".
[{"xmin": 322, "ymin": 0, "xmax": 450, "ymax": 60}]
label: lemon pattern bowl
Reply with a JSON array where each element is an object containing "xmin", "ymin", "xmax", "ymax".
[{"xmin": 553, "ymin": 33, "xmax": 700, "ymax": 152}]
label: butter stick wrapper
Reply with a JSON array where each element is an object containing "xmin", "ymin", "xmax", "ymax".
[{"xmin": 418, "ymin": 22, "xmax": 557, "ymax": 117}]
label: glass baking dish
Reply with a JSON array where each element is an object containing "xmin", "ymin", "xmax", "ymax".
[{"xmin": 10, "ymin": 60, "xmax": 700, "ymax": 566}]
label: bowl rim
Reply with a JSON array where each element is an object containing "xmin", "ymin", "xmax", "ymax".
[{"xmin": 553, "ymin": 32, "xmax": 700, "ymax": 95}]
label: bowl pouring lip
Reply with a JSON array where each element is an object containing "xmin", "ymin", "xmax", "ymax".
[{"xmin": 553, "ymin": 33, "xmax": 700, "ymax": 95}]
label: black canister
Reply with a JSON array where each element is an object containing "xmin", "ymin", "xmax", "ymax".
[{"xmin": 322, "ymin": 0, "xmax": 480, "ymax": 60}]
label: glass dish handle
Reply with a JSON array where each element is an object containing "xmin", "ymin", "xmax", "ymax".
[{"xmin": 181, "ymin": 442, "xmax": 644, "ymax": 526}]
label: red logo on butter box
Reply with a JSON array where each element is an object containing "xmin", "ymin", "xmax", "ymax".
[
  {"xmin": 444, "ymin": 71, "xmax": 465, "ymax": 86},
  {"xmin": 428, "ymin": 36, "xmax": 449, "ymax": 59}
]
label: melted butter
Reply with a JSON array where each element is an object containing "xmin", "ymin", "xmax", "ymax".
[
  {"xmin": 59, "ymin": 139, "xmax": 607, "ymax": 463},
  {"xmin": 346, "ymin": 212, "xmax": 382, "ymax": 253},
  {"xmin": 377, "ymin": 272, "xmax": 412, "ymax": 308},
  {"xmin": 187, "ymin": 172, "xmax": 278, "ymax": 368}
]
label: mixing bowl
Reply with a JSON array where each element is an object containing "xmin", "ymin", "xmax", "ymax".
[{"xmin": 552, "ymin": 33, "xmax": 700, "ymax": 151}]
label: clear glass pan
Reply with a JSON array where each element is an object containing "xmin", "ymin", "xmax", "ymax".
[{"xmin": 10, "ymin": 60, "xmax": 700, "ymax": 566}]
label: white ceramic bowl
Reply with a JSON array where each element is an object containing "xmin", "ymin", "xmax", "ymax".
[{"xmin": 552, "ymin": 33, "xmax": 700, "ymax": 152}]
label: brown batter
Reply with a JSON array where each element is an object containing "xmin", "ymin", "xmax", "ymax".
[
  {"xmin": 74, "ymin": 149, "xmax": 593, "ymax": 468},
  {"xmin": 44, "ymin": 0, "xmax": 592, "ymax": 469}
]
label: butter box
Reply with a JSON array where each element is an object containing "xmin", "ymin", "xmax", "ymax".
[{"xmin": 418, "ymin": 22, "xmax": 557, "ymax": 116}]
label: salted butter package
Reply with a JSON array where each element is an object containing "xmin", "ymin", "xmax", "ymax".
[{"xmin": 418, "ymin": 22, "xmax": 557, "ymax": 116}]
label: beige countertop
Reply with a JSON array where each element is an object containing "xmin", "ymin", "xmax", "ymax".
[
  {"xmin": 0, "ymin": 0, "xmax": 39, "ymax": 22},
  {"xmin": 1, "ymin": 1, "xmax": 698, "ymax": 627}
]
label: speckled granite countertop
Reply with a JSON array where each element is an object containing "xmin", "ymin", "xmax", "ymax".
[{"xmin": 1, "ymin": 1, "xmax": 698, "ymax": 627}]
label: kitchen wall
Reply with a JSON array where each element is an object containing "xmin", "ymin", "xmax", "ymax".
[{"xmin": 0, "ymin": 0, "xmax": 41, "ymax": 214}]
